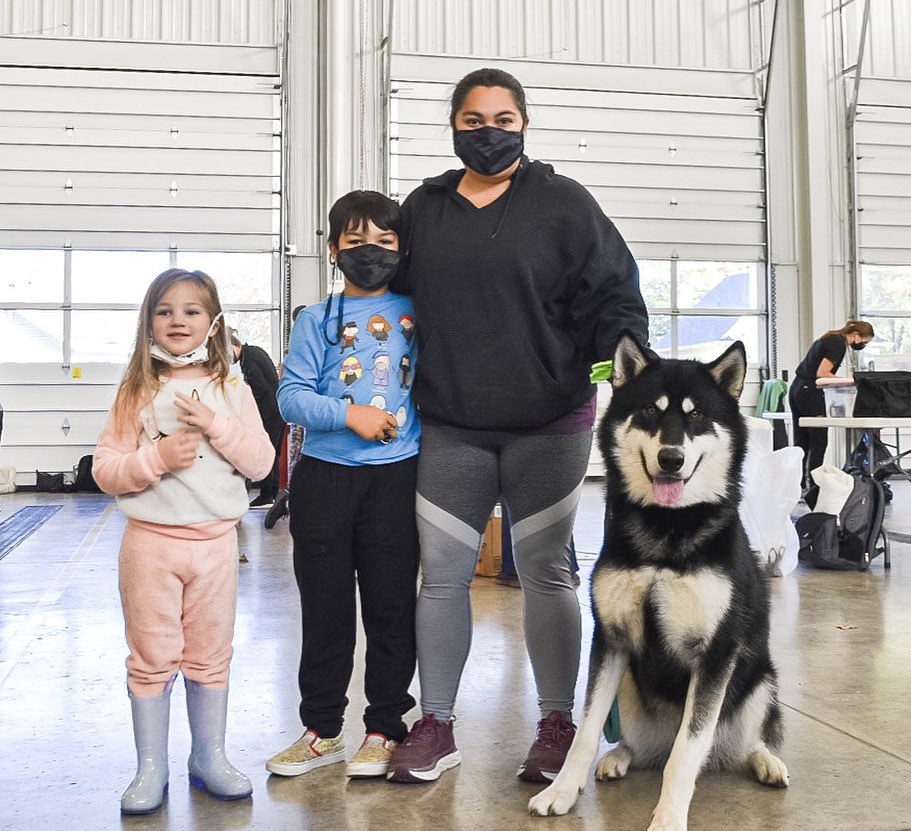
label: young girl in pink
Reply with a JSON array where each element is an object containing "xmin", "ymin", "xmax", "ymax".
[{"xmin": 93, "ymin": 268, "xmax": 274, "ymax": 814}]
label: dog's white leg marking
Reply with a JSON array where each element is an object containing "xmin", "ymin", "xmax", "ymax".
[
  {"xmin": 595, "ymin": 742, "xmax": 631, "ymax": 780},
  {"xmin": 647, "ymin": 663, "xmax": 735, "ymax": 831},
  {"xmin": 748, "ymin": 743, "xmax": 789, "ymax": 787},
  {"xmin": 528, "ymin": 652, "xmax": 627, "ymax": 817}
]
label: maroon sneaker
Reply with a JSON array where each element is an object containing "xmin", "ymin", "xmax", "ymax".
[
  {"xmin": 516, "ymin": 710, "xmax": 576, "ymax": 781},
  {"xmin": 386, "ymin": 714, "xmax": 461, "ymax": 783}
]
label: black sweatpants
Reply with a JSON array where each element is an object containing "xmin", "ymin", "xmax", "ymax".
[
  {"xmin": 789, "ymin": 377, "xmax": 827, "ymax": 487},
  {"xmin": 289, "ymin": 454, "xmax": 418, "ymax": 741}
]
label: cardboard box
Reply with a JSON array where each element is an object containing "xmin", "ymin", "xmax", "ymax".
[{"xmin": 476, "ymin": 504, "xmax": 503, "ymax": 577}]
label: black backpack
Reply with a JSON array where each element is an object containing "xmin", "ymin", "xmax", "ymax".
[
  {"xmin": 795, "ymin": 474, "xmax": 888, "ymax": 571},
  {"xmin": 73, "ymin": 454, "xmax": 102, "ymax": 493}
]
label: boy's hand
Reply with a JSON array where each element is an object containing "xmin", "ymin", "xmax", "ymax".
[
  {"xmin": 157, "ymin": 431, "xmax": 201, "ymax": 472},
  {"xmin": 174, "ymin": 391, "xmax": 215, "ymax": 434},
  {"xmin": 345, "ymin": 404, "xmax": 398, "ymax": 442}
]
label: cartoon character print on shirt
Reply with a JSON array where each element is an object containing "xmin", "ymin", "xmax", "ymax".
[
  {"xmin": 371, "ymin": 350, "xmax": 390, "ymax": 387},
  {"xmin": 399, "ymin": 354, "xmax": 413, "ymax": 389},
  {"xmin": 367, "ymin": 314, "xmax": 392, "ymax": 342},
  {"xmin": 340, "ymin": 356, "xmax": 362, "ymax": 386},
  {"xmin": 399, "ymin": 314, "xmax": 414, "ymax": 344},
  {"xmin": 340, "ymin": 321, "xmax": 359, "ymax": 353},
  {"xmin": 369, "ymin": 395, "xmax": 387, "ymax": 410}
]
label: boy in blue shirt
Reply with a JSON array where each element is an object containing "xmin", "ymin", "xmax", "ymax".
[{"xmin": 267, "ymin": 191, "xmax": 419, "ymax": 778}]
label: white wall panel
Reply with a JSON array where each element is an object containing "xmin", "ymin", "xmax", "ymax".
[
  {"xmin": 0, "ymin": 0, "xmax": 280, "ymax": 45},
  {"xmin": 854, "ymin": 89, "xmax": 911, "ymax": 264},
  {"xmin": 841, "ymin": 0, "xmax": 911, "ymax": 81},
  {"xmin": 0, "ymin": 58, "xmax": 280, "ymax": 252},
  {"xmin": 0, "ymin": 364, "xmax": 121, "ymax": 486},
  {"xmin": 392, "ymin": 0, "xmax": 760, "ymax": 70},
  {"xmin": 390, "ymin": 59, "xmax": 764, "ymax": 261}
]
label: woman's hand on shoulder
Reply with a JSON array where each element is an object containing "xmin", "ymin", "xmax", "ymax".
[
  {"xmin": 157, "ymin": 431, "xmax": 201, "ymax": 472},
  {"xmin": 345, "ymin": 404, "xmax": 398, "ymax": 443}
]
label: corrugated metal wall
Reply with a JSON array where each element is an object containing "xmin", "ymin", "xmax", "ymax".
[
  {"xmin": 842, "ymin": 0, "xmax": 911, "ymax": 79},
  {"xmin": 0, "ymin": 0, "xmax": 281, "ymax": 44},
  {"xmin": 392, "ymin": 0, "xmax": 760, "ymax": 70}
]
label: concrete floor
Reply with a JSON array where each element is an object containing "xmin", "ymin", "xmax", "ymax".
[{"xmin": 1, "ymin": 480, "xmax": 910, "ymax": 831}]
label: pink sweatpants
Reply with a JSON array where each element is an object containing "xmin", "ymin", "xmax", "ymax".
[{"xmin": 119, "ymin": 520, "xmax": 238, "ymax": 696}]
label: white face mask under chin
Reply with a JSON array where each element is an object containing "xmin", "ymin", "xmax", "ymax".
[{"xmin": 150, "ymin": 313, "xmax": 223, "ymax": 367}]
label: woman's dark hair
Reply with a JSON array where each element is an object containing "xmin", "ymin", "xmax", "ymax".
[
  {"xmin": 449, "ymin": 67, "xmax": 528, "ymax": 128},
  {"xmin": 327, "ymin": 190, "xmax": 401, "ymax": 249}
]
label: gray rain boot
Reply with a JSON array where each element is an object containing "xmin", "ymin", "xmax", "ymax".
[
  {"xmin": 185, "ymin": 680, "xmax": 253, "ymax": 800},
  {"xmin": 121, "ymin": 682, "xmax": 173, "ymax": 814}
]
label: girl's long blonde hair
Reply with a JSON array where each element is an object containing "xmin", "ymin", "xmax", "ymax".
[
  {"xmin": 111, "ymin": 269, "xmax": 232, "ymax": 432},
  {"xmin": 823, "ymin": 319, "xmax": 875, "ymax": 340}
]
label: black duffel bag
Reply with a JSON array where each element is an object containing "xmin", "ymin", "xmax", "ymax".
[{"xmin": 852, "ymin": 371, "xmax": 911, "ymax": 417}]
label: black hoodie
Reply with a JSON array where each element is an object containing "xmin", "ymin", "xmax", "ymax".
[{"xmin": 395, "ymin": 157, "xmax": 648, "ymax": 431}]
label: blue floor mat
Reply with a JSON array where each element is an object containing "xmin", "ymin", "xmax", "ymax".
[{"xmin": 0, "ymin": 505, "xmax": 63, "ymax": 562}]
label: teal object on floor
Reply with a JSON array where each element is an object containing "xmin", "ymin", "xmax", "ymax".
[
  {"xmin": 0, "ymin": 505, "xmax": 62, "ymax": 562},
  {"xmin": 603, "ymin": 697, "xmax": 621, "ymax": 743}
]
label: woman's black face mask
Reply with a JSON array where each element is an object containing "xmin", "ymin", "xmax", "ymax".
[
  {"xmin": 336, "ymin": 245, "xmax": 401, "ymax": 292},
  {"xmin": 453, "ymin": 126, "xmax": 524, "ymax": 176},
  {"xmin": 851, "ymin": 341, "xmax": 867, "ymax": 351}
]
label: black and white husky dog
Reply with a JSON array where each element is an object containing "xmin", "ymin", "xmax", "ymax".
[{"xmin": 529, "ymin": 334, "xmax": 788, "ymax": 831}]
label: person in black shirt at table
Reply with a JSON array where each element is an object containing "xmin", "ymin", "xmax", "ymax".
[{"xmin": 789, "ymin": 320, "xmax": 874, "ymax": 489}]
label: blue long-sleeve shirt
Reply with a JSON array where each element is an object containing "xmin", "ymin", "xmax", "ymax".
[{"xmin": 278, "ymin": 292, "xmax": 420, "ymax": 466}]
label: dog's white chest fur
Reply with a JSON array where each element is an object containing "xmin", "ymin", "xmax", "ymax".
[{"xmin": 592, "ymin": 566, "xmax": 733, "ymax": 659}]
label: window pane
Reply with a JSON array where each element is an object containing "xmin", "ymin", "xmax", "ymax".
[
  {"xmin": 71, "ymin": 252, "xmax": 170, "ymax": 304},
  {"xmin": 0, "ymin": 251, "xmax": 64, "ymax": 303},
  {"xmin": 71, "ymin": 310, "xmax": 140, "ymax": 363},
  {"xmin": 654, "ymin": 314, "xmax": 761, "ymax": 364},
  {"xmin": 638, "ymin": 260, "xmax": 671, "ymax": 308},
  {"xmin": 0, "ymin": 309, "xmax": 62, "ymax": 362},
  {"xmin": 177, "ymin": 252, "xmax": 273, "ymax": 305},
  {"xmin": 862, "ymin": 316, "xmax": 911, "ymax": 356},
  {"xmin": 861, "ymin": 265, "xmax": 911, "ymax": 314},
  {"xmin": 648, "ymin": 314, "xmax": 671, "ymax": 355},
  {"xmin": 677, "ymin": 262, "xmax": 759, "ymax": 310},
  {"xmin": 225, "ymin": 311, "xmax": 277, "ymax": 359}
]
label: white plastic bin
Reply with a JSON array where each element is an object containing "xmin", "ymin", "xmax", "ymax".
[{"xmin": 821, "ymin": 384, "xmax": 856, "ymax": 417}]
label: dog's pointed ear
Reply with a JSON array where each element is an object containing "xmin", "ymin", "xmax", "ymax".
[
  {"xmin": 706, "ymin": 341, "xmax": 747, "ymax": 400},
  {"xmin": 611, "ymin": 331, "xmax": 654, "ymax": 389}
]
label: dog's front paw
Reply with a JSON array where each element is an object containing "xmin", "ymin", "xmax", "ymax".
[
  {"xmin": 595, "ymin": 745, "xmax": 631, "ymax": 780},
  {"xmin": 749, "ymin": 748, "xmax": 789, "ymax": 787},
  {"xmin": 528, "ymin": 781, "xmax": 582, "ymax": 816},
  {"xmin": 647, "ymin": 806, "xmax": 687, "ymax": 831}
]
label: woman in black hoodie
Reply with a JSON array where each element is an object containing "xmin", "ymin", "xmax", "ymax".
[{"xmin": 387, "ymin": 68, "xmax": 648, "ymax": 785}]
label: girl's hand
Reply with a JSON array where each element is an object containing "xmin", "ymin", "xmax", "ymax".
[
  {"xmin": 345, "ymin": 404, "xmax": 398, "ymax": 442},
  {"xmin": 157, "ymin": 431, "xmax": 201, "ymax": 472},
  {"xmin": 174, "ymin": 391, "xmax": 216, "ymax": 434}
]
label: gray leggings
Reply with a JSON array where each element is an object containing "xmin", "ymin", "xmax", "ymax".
[{"xmin": 415, "ymin": 422, "xmax": 592, "ymax": 719}]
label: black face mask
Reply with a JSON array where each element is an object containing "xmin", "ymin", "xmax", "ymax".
[
  {"xmin": 453, "ymin": 126, "xmax": 524, "ymax": 176},
  {"xmin": 336, "ymin": 245, "xmax": 401, "ymax": 292},
  {"xmin": 851, "ymin": 341, "xmax": 867, "ymax": 351}
]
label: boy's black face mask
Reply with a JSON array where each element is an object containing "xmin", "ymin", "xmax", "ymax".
[
  {"xmin": 453, "ymin": 126, "xmax": 524, "ymax": 176},
  {"xmin": 336, "ymin": 245, "xmax": 401, "ymax": 291}
]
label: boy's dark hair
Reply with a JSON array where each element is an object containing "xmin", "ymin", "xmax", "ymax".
[
  {"xmin": 449, "ymin": 67, "xmax": 529, "ymax": 128},
  {"xmin": 327, "ymin": 190, "xmax": 401, "ymax": 249}
]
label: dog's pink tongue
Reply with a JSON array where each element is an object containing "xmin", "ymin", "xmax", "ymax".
[{"xmin": 653, "ymin": 477, "xmax": 685, "ymax": 506}]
